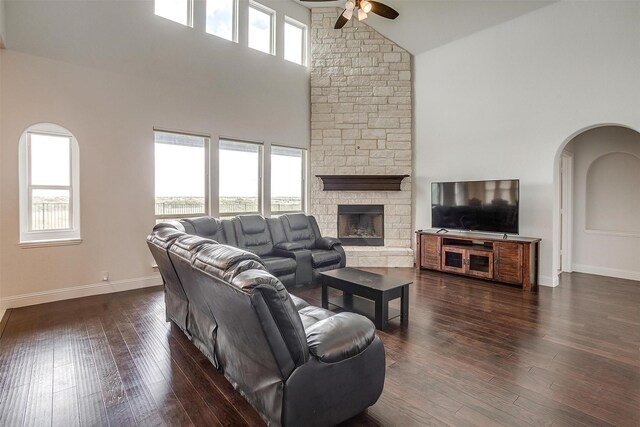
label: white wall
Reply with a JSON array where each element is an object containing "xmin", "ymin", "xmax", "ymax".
[
  {"xmin": 565, "ymin": 126, "xmax": 640, "ymax": 281},
  {"xmin": 413, "ymin": 1, "xmax": 640, "ymax": 286},
  {"xmin": 0, "ymin": 0, "xmax": 310, "ymax": 308}
]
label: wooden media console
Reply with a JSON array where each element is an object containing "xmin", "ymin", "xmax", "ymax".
[{"xmin": 416, "ymin": 230, "xmax": 541, "ymax": 291}]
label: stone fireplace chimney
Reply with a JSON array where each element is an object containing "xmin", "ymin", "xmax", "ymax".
[{"xmin": 309, "ymin": 8, "xmax": 413, "ymax": 267}]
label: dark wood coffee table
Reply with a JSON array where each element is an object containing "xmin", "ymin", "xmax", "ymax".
[{"xmin": 319, "ymin": 267, "xmax": 412, "ymax": 330}]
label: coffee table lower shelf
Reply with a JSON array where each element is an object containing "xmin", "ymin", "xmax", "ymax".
[{"xmin": 328, "ymin": 295, "xmax": 401, "ymax": 323}]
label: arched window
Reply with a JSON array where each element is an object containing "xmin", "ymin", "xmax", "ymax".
[{"xmin": 18, "ymin": 123, "xmax": 81, "ymax": 245}]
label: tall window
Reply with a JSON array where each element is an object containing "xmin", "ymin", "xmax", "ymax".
[
  {"xmin": 219, "ymin": 140, "xmax": 262, "ymax": 216},
  {"xmin": 206, "ymin": 0, "xmax": 236, "ymax": 42},
  {"xmin": 155, "ymin": 0, "xmax": 192, "ymax": 27},
  {"xmin": 271, "ymin": 146, "xmax": 305, "ymax": 213},
  {"xmin": 248, "ymin": 1, "xmax": 275, "ymax": 55},
  {"xmin": 19, "ymin": 124, "xmax": 80, "ymax": 244},
  {"xmin": 155, "ymin": 131, "xmax": 209, "ymax": 220},
  {"xmin": 284, "ymin": 17, "xmax": 307, "ymax": 66}
]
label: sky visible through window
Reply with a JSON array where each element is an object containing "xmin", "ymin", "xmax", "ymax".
[
  {"xmin": 206, "ymin": 0, "xmax": 234, "ymax": 41},
  {"xmin": 284, "ymin": 21, "xmax": 304, "ymax": 65},
  {"xmin": 248, "ymin": 5, "xmax": 272, "ymax": 54},
  {"xmin": 155, "ymin": 0, "xmax": 190, "ymax": 25},
  {"xmin": 30, "ymin": 134, "xmax": 70, "ymax": 186}
]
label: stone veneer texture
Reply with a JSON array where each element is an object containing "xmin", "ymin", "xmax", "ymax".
[{"xmin": 309, "ymin": 8, "xmax": 413, "ymax": 267}]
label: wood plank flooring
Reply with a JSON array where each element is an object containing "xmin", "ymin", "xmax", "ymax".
[{"xmin": 0, "ymin": 269, "xmax": 638, "ymax": 426}]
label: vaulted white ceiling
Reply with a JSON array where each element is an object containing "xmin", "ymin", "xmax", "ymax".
[{"xmin": 296, "ymin": 0, "xmax": 556, "ymax": 54}]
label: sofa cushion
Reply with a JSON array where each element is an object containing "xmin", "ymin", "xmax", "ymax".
[
  {"xmin": 311, "ymin": 250, "xmax": 342, "ymax": 268},
  {"xmin": 305, "ymin": 312, "xmax": 375, "ymax": 363},
  {"xmin": 231, "ymin": 270, "xmax": 309, "ymax": 367},
  {"xmin": 282, "ymin": 214, "xmax": 316, "ymax": 249},
  {"xmin": 170, "ymin": 235, "xmax": 217, "ymax": 260},
  {"xmin": 181, "ymin": 217, "xmax": 236, "ymax": 246},
  {"xmin": 234, "ymin": 215, "xmax": 275, "ymax": 257},
  {"xmin": 290, "ymin": 294, "xmax": 309, "ymax": 311},
  {"xmin": 262, "ymin": 256, "xmax": 297, "ymax": 276},
  {"xmin": 237, "ymin": 215, "xmax": 266, "ymax": 234},
  {"xmin": 298, "ymin": 305, "xmax": 334, "ymax": 330},
  {"xmin": 193, "ymin": 244, "xmax": 265, "ymax": 283}
]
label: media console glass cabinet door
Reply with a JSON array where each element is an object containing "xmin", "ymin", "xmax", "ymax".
[{"xmin": 416, "ymin": 231, "xmax": 540, "ymax": 291}]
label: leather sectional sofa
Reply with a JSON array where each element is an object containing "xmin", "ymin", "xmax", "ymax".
[
  {"xmin": 161, "ymin": 213, "xmax": 346, "ymax": 288},
  {"xmin": 147, "ymin": 223, "xmax": 385, "ymax": 426}
]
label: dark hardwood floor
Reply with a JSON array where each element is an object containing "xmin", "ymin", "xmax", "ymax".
[{"xmin": 1, "ymin": 269, "xmax": 638, "ymax": 426}]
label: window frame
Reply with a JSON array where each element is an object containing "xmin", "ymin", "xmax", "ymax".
[
  {"xmin": 206, "ymin": 0, "xmax": 238, "ymax": 42},
  {"xmin": 284, "ymin": 16, "xmax": 307, "ymax": 67},
  {"xmin": 218, "ymin": 138, "xmax": 264, "ymax": 217},
  {"xmin": 18, "ymin": 124, "xmax": 81, "ymax": 246},
  {"xmin": 154, "ymin": 0, "xmax": 194, "ymax": 27},
  {"xmin": 270, "ymin": 145, "xmax": 307, "ymax": 215},
  {"xmin": 247, "ymin": 0, "xmax": 276, "ymax": 56},
  {"xmin": 154, "ymin": 129, "xmax": 210, "ymax": 221}
]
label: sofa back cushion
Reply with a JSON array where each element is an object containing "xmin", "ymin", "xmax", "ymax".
[
  {"xmin": 233, "ymin": 215, "xmax": 274, "ymax": 257},
  {"xmin": 180, "ymin": 216, "xmax": 237, "ymax": 246},
  {"xmin": 193, "ymin": 243, "xmax": 266, "ymax": 283},
  {"xmin": 230, "ymin": 269, "xmax": 309, "ymax": 367},
  {"xmin": 146, "ymin": 227, "xmax": 186, "ymax": 298},
  {"xmin": 192, "ymin": 244, "xmax": 308, "ymax": 379},
  {"xmin": 281, "ymin": 214, "xmax": 317, "ymax": 249}
]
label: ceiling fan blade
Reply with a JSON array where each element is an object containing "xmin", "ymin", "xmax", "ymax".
[
  {"xmin": 369, "ymin": 1, "xmax": 399, "ymax": 19},
  {"xmin": 334, "ymin": 9, "xmax": 349, "ymax": 29}
]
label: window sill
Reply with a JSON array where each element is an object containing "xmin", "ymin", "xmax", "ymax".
[{"xmin": 19, "ymin": 238, "xmax": 83, "ymax": 249}]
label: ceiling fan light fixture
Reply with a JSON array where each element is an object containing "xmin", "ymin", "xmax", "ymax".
[
  {"xmin": 345, "ymin": 0, "xmax": 355, "ymax": 11},
  {"xmin": 343, "ymin": 8, "xmax": 353, "ymax": 20},
  {"xmin": 360, "ymin": 0, "xmax": 373, "ymax": 13},
  {"xmin": 357, "ymin": 8, "xmax": 368, "ymax": 21}
]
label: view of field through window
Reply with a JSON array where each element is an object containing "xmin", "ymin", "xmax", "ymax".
[
  {"xmin": 155, "ymin": 134, "xmax": 304, "ymax": 217},
  {"xmin": 155, "ymin": 132, "xmax": 207, "ymax": 217}
]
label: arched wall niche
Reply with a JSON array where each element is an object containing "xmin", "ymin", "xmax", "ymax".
[{"xmin": 585, "ymin": 151, "xmax": 640, "ymax": 234}]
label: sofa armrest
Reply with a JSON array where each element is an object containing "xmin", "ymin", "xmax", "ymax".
[
  {"xmin": 306, "ymin": 313, "xmax": 375, "ymax": 363},
  {"xmin": 315, "ymin": 237, "xmax": 342, "ymax": 250},
  {"xmin": 274, "ymin": 242, "xmax": 305, "ymax": 251}
]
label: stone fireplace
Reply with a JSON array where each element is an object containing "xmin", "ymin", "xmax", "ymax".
[
  {"xmin": 308, "ymin": 8, "xmax": 414, "ymax": 268},
  {"xmin": 338, "ymin": 205, "xmax": 384, "ymax": 246}
]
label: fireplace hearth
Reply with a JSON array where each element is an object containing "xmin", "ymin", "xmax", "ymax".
[{"xmin": 337, "ymin": 205, "xmax": 384, "ymax": 246}]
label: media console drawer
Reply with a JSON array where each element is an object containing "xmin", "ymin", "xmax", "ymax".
[{"xmin": 415, "ymin": 230, "xmax": 540, "ymax": 291}]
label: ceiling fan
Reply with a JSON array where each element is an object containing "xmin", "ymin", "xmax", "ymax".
[{"xmin": 301, "ymin": 0, "xmax": 400, "ymax": 29}]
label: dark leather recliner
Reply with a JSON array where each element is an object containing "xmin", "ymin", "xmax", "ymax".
[
  {"xmin": 180, "ymin": 216, "xmax": 237, "ymax": 246},
  {"xmin": 177, "ymin": 237, "xmax": 385, "ymax": 426},
  {"xmin": 168, "ymin": 234, "xmax": 221, "ymax": 369},
  {"xmin": 232, "ymin": 214, "xmax": 299, "ymax": 287},
  {"xmin": 280, "ymin": 213, "xmax": 346, "ymax": 280},
  {"xmin": 146, "ymin": 223, "xmax": 189, "ymax": 334}
]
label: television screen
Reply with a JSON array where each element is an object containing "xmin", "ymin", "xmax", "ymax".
[{"xmin": 431, "ymin": 179, "xmax": 519, "ymax": 234}]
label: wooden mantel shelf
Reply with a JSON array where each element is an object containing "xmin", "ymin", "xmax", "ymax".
[{"xmin": 316, "ymin": 175, "xmax": 409, "ymax": 191}]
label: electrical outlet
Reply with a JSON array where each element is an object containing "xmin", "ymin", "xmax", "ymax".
[{"xmin": 101, "ymin": 271, "xmax": 109, "ymax": 282}]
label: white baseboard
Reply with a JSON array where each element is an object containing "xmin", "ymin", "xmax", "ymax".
[
  {"xmin": 0, "ymin": 274, "xmax": 163, "ymax": 311},
  {"xmin": 572, "ymin": 264, "xmax": 640, "ymax": 282}
]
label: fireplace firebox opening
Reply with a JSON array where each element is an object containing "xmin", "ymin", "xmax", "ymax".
[{"xmin": 337, "ymin": 205, "xmax": 384, "ymax": 246}]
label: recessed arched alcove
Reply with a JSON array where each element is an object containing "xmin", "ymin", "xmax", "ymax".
[
  {"xmin": 585, "ymin": 152, "xmax": 640, "ymax": 233},
  {"xmin": 554, "ymin": 125, "xmax": 640, "ymax": 283}
]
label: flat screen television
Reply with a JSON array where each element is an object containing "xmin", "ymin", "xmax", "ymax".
[{"xmin": 431, "ymin": 179, "xmax": 519, "ymax": 234}]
